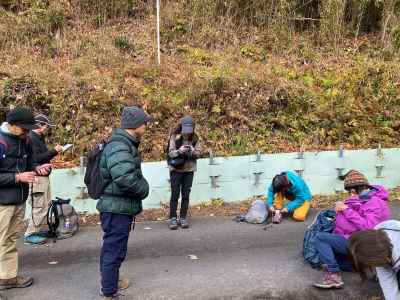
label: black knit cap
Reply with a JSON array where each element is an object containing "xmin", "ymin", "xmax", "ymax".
[{"xmin": 6, "ymin": 107, "xmax": 38, "ymax": 130}]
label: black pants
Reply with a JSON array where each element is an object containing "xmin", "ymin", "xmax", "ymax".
[
  {"xmin": 100, "ymin": 213, "xmax": 135, "ymax": 297},
  {"xmin": 169, "ymin": 171, "xmax": 194, "ymax": 219}
]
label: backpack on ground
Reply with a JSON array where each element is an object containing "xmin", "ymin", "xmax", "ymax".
[
  {"xmin": 303, "ymin": 209, "xmax": 336, "ymax": 268},
  {"xmin": 245, "ymin": 199, "xmax": 268, "ymax": 224},
  {"xmin": 84, "ymin": 137, "xmax": 131, "ymax": 199},
  {"xmin": 47, "ymin": 197, "xmax": 79, "ymax": 240},
  {"xmin": 235, "ymin": 198, "xmax": 268, "ymax": 224}
]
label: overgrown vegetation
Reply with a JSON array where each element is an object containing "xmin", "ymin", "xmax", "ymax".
[{"xmin": 1, "ymin": 0, "xmax": 400, "ymax": 163}]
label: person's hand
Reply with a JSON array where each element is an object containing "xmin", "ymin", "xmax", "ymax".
[
  {"xmin": 16, "ymin": 172, "xmax": 36, "ymax": 183},
  {"xmin": 281, "ymin": 208, "xmax": 289, "ymax": 214},
  {"xmin": 178, "ymin": 145, "xmax": 189, "ymax": 154},
  {"xmin": 54, "ymin": 145, "xmax": 63, "ymax": 153},
  {"xmin": 335, "ymin": 201, "xmax": 348, "ymax": 212},
  {"xmin": 35, "ymin": 164, "xmax": 52, "ymax": 176}
]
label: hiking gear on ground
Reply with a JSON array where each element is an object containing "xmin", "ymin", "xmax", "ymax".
[
  {"xmin": 24, "ymin": 234, "xmax": 47, "ymax": 245},
  {"xmin": 0, "ymin": 276, "xmax": 34, "ymax": 290},
  {"xmin": 244, "ymin": 199, "xmax": 268, "ymax": 224},
  {"xmin": 313, "ymin": 270, "xmax": 344, "ymax": 289},
  {"xmin": 47, "ymin": 197, "xmax": 79, "ymax": 241},
  {"xmin": 169, "ymin": 218, "xmax": 178, "ymax": 230},
  {"xmin": 303, "ymin": 210, "xmax": 336, "ymax": 268},
  {"xmin": 179, "ymin": 218, "xmax": 189, "ymax": 229}
]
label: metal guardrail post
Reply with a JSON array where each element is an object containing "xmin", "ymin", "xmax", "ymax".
[
  {"xmin": 79, "ymin": 156, "xmax": 87, "ymax": 175},
  {"xmin": 338, "ymin": 144, "xmax": 344, "ymax": 158}
]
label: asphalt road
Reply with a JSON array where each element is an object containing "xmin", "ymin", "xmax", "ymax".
[{"xmin": 3, "ymin": 204, "xmax": 400, "ymax": 300}]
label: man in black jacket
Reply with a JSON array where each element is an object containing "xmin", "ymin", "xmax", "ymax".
[
  {"xmin": 0, "ymin": 107, "xmax": 51, "ymax": 291},
  {"xmin": 24, "ymin": 114, "xmax": 62, "ymax": 245}
]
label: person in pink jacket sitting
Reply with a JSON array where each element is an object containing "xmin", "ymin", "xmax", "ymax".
[{"xmin": 313, "ymin": 170, "xmax": 390, "ymax": 289}]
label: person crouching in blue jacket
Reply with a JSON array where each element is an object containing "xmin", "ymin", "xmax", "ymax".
[{"xmin": 266, "ymin": 171, "xmax": 312, "ymax": 223}]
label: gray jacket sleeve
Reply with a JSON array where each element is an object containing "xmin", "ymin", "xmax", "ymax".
[{"xmin": 376, "ymin": 266, "xmax": 400, "ymax": 300}]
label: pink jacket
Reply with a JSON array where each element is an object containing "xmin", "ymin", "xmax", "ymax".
[{"xmin": 333, "ymin": 185, "xmax": 390, "ymax": 239}]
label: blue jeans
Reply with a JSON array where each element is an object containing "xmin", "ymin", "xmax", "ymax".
[
  {"xmin": 314, "ymin": 232, "xmax": 353, "ymax": 273},
  {"xmin": 100, "ymin": 213, "xmax": 134, "ymax": 297}
]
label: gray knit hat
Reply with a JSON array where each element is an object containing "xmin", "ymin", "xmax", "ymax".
[{"xmin": 121, "ymin": 106, "xmax": 153, "ymax": 129}]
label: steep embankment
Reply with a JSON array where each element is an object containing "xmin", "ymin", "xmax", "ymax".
[{"xmin": 1, "ymin": 1, "xmax": 400, "ymax": 164}]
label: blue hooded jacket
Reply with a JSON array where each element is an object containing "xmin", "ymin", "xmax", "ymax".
[{"xmin": 266, "ymin": 171, "xmax": 312, "ymax": 212}]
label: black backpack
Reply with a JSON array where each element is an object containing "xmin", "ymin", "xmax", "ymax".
[
  {"xmin": 84, "ymin": 137, "xmax": 131, "ymax": 199},
  {"xmin": 47, "ymin": 197, "xmax": 79, "ymax": 242}
]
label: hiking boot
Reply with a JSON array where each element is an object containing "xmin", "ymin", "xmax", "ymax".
[
  {"xmin": 36, "ymin": 230, "xmax": 51, "ymax": 238},
  {"xmin": 0, "ymin": 276, "xmax": 34, "ymax": 290},
  {"xmin": 102, "ymin": 292, "xmax": 124, "ymax": 299},
  {"xmin": 24, "ymin": 234, "xmax": 47, "ymax": 245},
  {"xmin": 118, "ymin": 278, "xmax": 130, "ymax": 290},
  {"xmin": 169, "ymin": 218, "xmax": 178, "ymax": 230},
  {"xmin": 272, "ymin": 210, "xmax": 282, "ymax": 224},
  {"xmin": 179, "ymin": 218, "xmax": 189, "ymax": 229},
  {"xmin": 313, "ymin": 271, "xmax": 344, "ymax": 289}
]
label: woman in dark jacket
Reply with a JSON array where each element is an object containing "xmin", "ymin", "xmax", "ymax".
[{"xmin": 167, "ymin": 116, "xmax": 201, "ymax": 230}]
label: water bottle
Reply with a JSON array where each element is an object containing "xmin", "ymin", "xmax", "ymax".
[{"xmin": 64, "ymin": 217, "xmax": 71, "ymax": 231}]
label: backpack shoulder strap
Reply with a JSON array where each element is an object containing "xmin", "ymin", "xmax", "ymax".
[{"xmin": 380, "ymin": 228, "xmax": 400, "ymax": 232}]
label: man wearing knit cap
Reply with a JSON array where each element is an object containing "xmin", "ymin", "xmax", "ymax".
[
  {"xmin": 24, "ymin": 114, "xmax": 63, "ymax": 245},
  {"xmin": 97, "ymin": 106, "xmax": 152, "ymax": 299},
  {"xmin": 313, "ymin": 170, "xmax": 390, "ymax": 290}
]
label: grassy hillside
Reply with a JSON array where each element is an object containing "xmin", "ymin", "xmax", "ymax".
[{"xmin": 1, "ymin": 0, "xmax": 400, "ymax": 164}]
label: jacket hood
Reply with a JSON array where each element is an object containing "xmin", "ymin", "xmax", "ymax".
[{"xmin": 345, "ymin": 185, "xmax": 388, "ymax": 205}]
